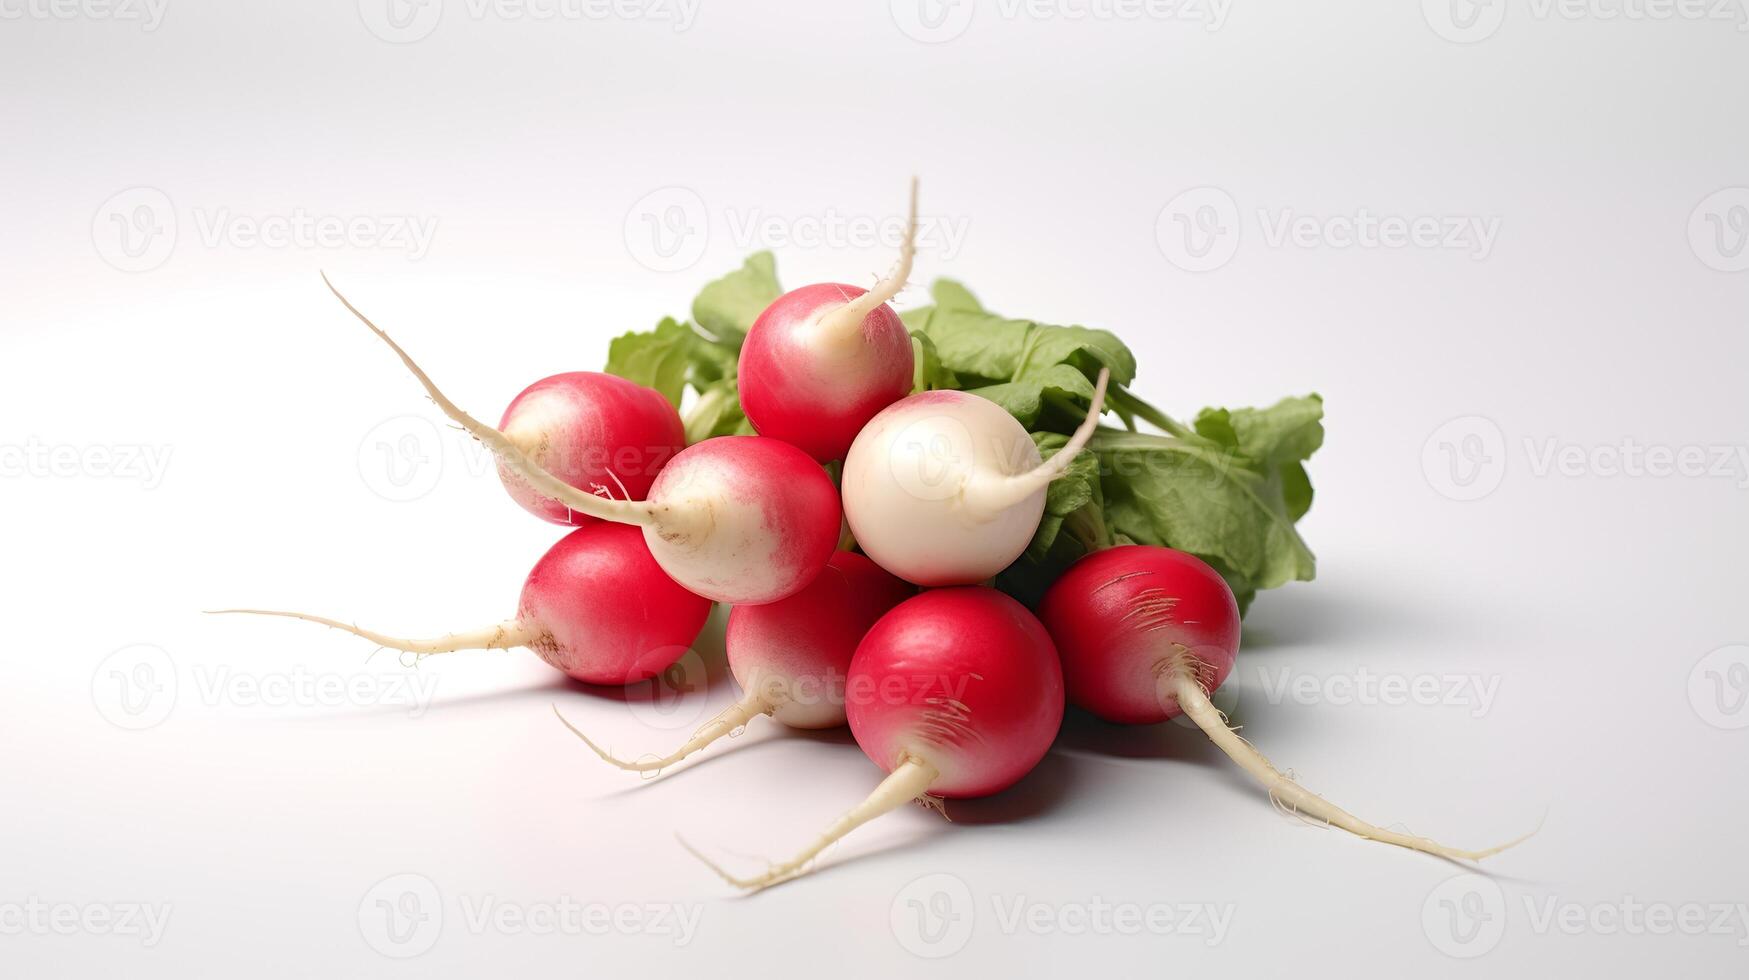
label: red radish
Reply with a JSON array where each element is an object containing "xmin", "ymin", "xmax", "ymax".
[
  {"xmin": 495, "ymin": 372, "xmax": 685, "ymax": 526},
  {"xmin": 322, "ymin": 275, "xmax": 841, "ymax": 605},
  {"xmin": 213, "ymin": 523, "xmax": 711, "ymax": 685},
  {"xmin": 556, "ymin": 551, "xmax": 913, "ymax": 772},
  {"xmin": 736, "ymin": 181, "xmax": 918, "ymax": 463},
  {"xmin": 686, "ymin": 587, "xmax": 1063, "ymax": 889},
  {"xmin": 1039, "ymin": 545, "xmax": 1528, "ymax": 861},
  {"xmin": 842, "ymin": 370, "xmax": 1110, "ymax": 586}
]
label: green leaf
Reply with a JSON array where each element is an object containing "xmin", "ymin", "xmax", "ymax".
[
  {"xmin": 930, "ymin": 279, "xmax": 985, "ymax": 313},
  {"xmin": 604, "ymin": 316, "xmax": 693, "ymax": 407},
  {"xmin": 1089, "ymin": 427, "xmax": 1318, "ymax": 604},
  {"xmin": 903, "ymin": 279, "xmax": 1139, "ymax": 405},
  {"xmin": 691, "ymin": 251, "xmax": 781, "ymax": 344},
  {"xmin": 1025, "ymin": 431, "xmax": 1101, "ymax": 560},
  {"xmin": 964, "ymin": 364, "xmax": 1094, "ymax": 428},
  {"xmin": 682, "ymin": 378, "xmax": 753, "ymax": 443},
  {"xmin": 1194, "ymin": 394, "xmax": 1325, "ymax": 521},
  {"xmin": 1012, "ymin": 324, "xmax": 1137, "ymax": 388},
  {"xmin": 909, "ymin": 331, "xmax": 960, "ymax": 393},
  {"xmin": 916, "ymin": 308, "xmax": 1034, "ymax": 383}
]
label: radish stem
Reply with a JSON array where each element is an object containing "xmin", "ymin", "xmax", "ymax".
[
  {"xmin": 816, "ymin": 177, "xmax": 918, "ymax": 341},
  {"xmin": 683, "ymin": 755, "xmax": 940, "ymax": 890},
  {"xmin": 965, "ymin": 368, "xmax": 1110, "ymax": 518},
  {"xmin": 321, "ymin": 273, "xmax": 657, "ymax": 528},
  {"xmin": 208, "ymin": 609, "xmax": 535, "ymax": 655},
  {"xmin": 552, "ymin": 696, "xmax": 773, "ymax": 774},
  {"xmin": 1163, "ymin": 667, "xmax": 1530, "ymax": 862}
]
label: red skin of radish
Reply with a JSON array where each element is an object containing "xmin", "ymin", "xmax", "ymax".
[
  {"xmin": 738, "ymin": 283, "xmax": 914, "ymax": 463},
  {"xmin": 497, "ymin": 372, "xmax": 686, "ymax": 526},
  {"xmin": 1038, "ymin": 545, "xmax": 1240, "ymax": 724},
  {"xmin": 643, "ymin": 435, "xmax": 842, "ymax": 605},
  {"xmin": 520, "ymin": 522, "xmax": 712, "ymax": 685},
  {"xmin": 725, "ymin": 551, "xmax": 914, "ymax": 729},
  {"xmin": 847, "ymin": 588, "xmax": 1065, "ymax": 798}
]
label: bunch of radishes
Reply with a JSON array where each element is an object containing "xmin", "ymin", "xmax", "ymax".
[{"xmin": 225, "ymin": 183, "xmax": 1523, "ymax": 890}]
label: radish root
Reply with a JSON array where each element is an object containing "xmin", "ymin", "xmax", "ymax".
[
  {"xmin": 1161, "ymin": 665, "xmax": 1532, "ymax": 862},
  {"xmin": 321, "ymin": 273, "xmax": 657, "ymax": 528},
  {"xmin": 683, "ymin": 755, "xmax": 940, "ymax": 891},
  {"xmin": 967, "ymin": 368, "xmax": 1111, "ymax": 517},
  {"xmin": 817, "ymin": 177, "xmax": 919, "ymax": 339},
  {"xmin": 207, "ymin": 609, "xmax": 535, "ymax": 656},
  {"xmin": 552, "ymin": 696, "xmax": 773, "ymax": 775}
]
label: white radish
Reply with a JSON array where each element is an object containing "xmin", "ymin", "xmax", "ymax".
[{"xmin": 841, "ymin": 369, "xmax": 1109, "ymax": 586}]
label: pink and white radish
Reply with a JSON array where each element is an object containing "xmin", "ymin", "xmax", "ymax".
[
  {"xmin": 686, "ymin": 587, "xmax": 1063, "ymax": 889},
  {"xmin": 841, "ymin": 370, "xmax": 1110, "ymax": 586},
  {"xmin": 214, "ymin": 523, "xmax": 711, "ymax": 685},
  {"xmin": 495, "ymin": 372, "xmax": 686, "ymax": 526},
  {"xmin": 556, "ymin": 551, "xmax": 914, "ymax": 772},
  {"xmin": 1039, "ymin": 545, "xmax": 1527, "ymax": 861},
  {"xmin": 323, "ymin": 275, "xmax": 841, "ymax": 605},
  {"xmin": 736, "ymin": 181, "xmax": 918, "ymax": 463}
]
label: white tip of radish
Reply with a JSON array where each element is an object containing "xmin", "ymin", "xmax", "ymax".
[
  {"xmin": 964, "ymin": 367, "xmax": 1110, "ymax": 519},
  {"xmin": 816, "ymin": 178, "xmax": 919, "ymax": 339},
  {"xmin": 320, "ymin": 273, "xmax": 656, "ymax": 529},
  {"xmin": 207, "ymin": 608, "xmax": 533, "ymax": 658},
  {"xmin": 680, "ymin": 756, "xmax": 939, "ymax": 891},
  {"xmin": 1168, "ymin": 670, "xmax": 1534, "ymax": 863},
  {"xmin": 552, "ymin": 698, "xmax": 774, "ymax": 777}
]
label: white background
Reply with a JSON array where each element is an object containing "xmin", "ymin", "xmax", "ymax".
[{"xmin": 3, "ymin": 1, "xmax": 1747, "ymax": 976}]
